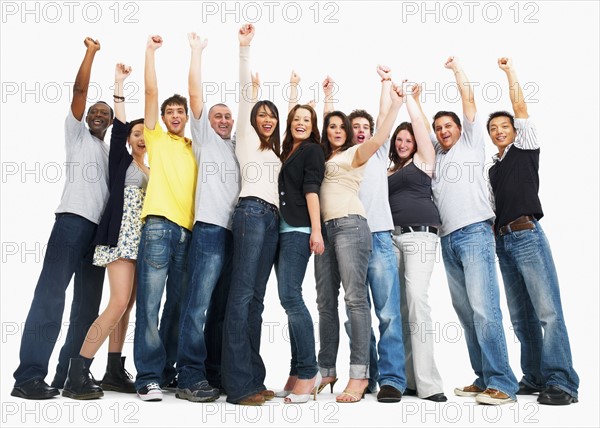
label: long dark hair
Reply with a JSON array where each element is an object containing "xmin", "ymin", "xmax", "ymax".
[
  {"xmin": 321, "ymin": 111, "xmax": 354, "ymax": 161},
  {"xmin": 250, "ymin": 100, "xmax": 281, "ymax": 157},
  {"xmin": 388, "ymin": 122, "xmax": 417, "ymax": 172},
  {"xmin": 127, "ymin": 118, "xmax": 145, "ymax": 138},
  {"xmin": 281, "ymin": 104, "xmax": 320, "ymax": 161}
]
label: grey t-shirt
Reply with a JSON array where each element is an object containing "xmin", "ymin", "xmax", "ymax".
[
  {"xmin": 124, "ymin": 162, "xmax": 149, "ymax": 189},
  {"xmin": 431, "ymin": 113, "xmax": 495, "ymax": 237},
  {"xmin": 55, "ymin": 110, "xmax": 109, "ymax": 224},
  {"xmin": 190, "ymin": 109, "xmax": 240, "ymax": 230},
  {"xmin": 359, "ymin": 137, "xmax": 394, "ymax": 233}
]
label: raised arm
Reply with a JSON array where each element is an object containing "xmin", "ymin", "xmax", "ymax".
[
  {"xmin": 375, "ymin": 64, "xmax": 393, "ymax": 129},
  {"xmin": 406, "ymin": 93, "xmax": 435, "ymax": 171},
  {"xmin": 144, "ymin": 35, "xmax": 162, "ymax": 130},
  {"xmin": 353, "ymin": 83, "xmax": 403, "ymax": 167},
  {"xmin": 72, "ymin": 37, "xmax": 101, "ymax": 120},
  {"xmin": 288, "ymin": 70, "xmax": 300, "ymax": 112},
  {"xmin": 445, "ymin": 56, "xmax": 476, "ymax": 122},
  {"xmin": 238, "ymin": 24, "xmax": 255, "ymax": 133},
  {"xmin": 188, "ymin": 32, "xmax": 208, "ymax": 120},
  {"xmin": 251, "ymin": 71, "xmax": 260, "ymax": 102},
  {"xmin": 322, "ymin": 75, "xmax": 335, "ymax": 116},
  {"xmin": 410, "ymin": 83, "xmax": 432, "ymax": 133},
  {"xmin": 499, "ymin": 57, "xmax": 528, "ymax": 119},
  {"xmin": 113, "ymin": 63, "xmax": 131, "ymax": 123}
]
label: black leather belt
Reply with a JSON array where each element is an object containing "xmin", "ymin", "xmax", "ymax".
[
  {"xmin": 498, "ymin": 215, "xmax": 535, "ymax": 237},
  {"xmin": 239, "ymin": 196, "xmax": 278, "ymax": 212},
  {"xmin": 394, "ymin": 225, "xmax": 439, "ymax": 235}
]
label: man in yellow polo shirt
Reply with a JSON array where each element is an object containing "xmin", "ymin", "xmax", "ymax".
[{"xmin": 133, "ymin": 34, "xmax": 197, "ymax": 402}]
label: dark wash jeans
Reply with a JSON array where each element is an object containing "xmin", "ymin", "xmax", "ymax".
[
  {"xmin": 222, "ymin": 198, "xmax": 279, "ymax": 403},
  {"xmin": 14, "ymin": 213, "xmax": 105, "ymax": 386}
]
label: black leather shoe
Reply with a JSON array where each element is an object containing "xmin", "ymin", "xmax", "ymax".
[
  {"xmin": 517, "ymin": 381, "xmax": 543, "ymax": 395},
  {"xmin": 404, "ymin": 388, "xmax": 417, "ymax": 396},
  {"xmin": 377, "ymin": 385, "xmax": 402, "ymax": 403},
  {"xmin": 11, "ymin": 379, "xmax": 59, "ymax": 400},
  {"xmin": 101, "ymin": 356, "xmax": 136, "ymax": 393},
  {"xmin": 424, "ymin": 393, "xmax": 448, "ymax": 402},
  {"xmin": 537, "ymin": 385, "xmax": 578, "ymax": 405},
  {"xmin": 62, "ymin": 358, "xmax": 103, "ymax": 400}
]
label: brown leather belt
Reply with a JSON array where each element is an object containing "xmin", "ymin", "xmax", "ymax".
[{"xmin": 498, "ymin": 215, "xmax": 536, "ymax": 237}]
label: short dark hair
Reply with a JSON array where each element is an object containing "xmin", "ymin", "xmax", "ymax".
[
  {"xmin": 250, "ymin": 100, "xmax": 281, "ymax": 157},
  {"xmin": 321, "ymin": 111, "xmax": 355, "ymax": 160},
  {"xmin": 432, "ymin": 111, "xmax": 461, "ymax": 130},
  {"xmin": 487, "ymin": 111, "xmax": 515, "ymax": 133},
  {"xmin": 160, "ymin": 94, "xmax": 188, "ymax": 117},
  {"xmin": 127, "ymin": 118, "xmax": 144, "ymax": 138},
  {"xmin": 87, "ymin": 101, "xmax": 114, "ymax": 120},
  {"xmin": 388, "ymin": 122, "xmax": 417, "ymax": 172},
  {"xmin": 348, "ymin": 109, "xmax": 374, "ymax": 135}
]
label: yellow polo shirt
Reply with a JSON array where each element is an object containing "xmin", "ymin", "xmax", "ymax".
[{"xmin": 141, "ymin": 122, "xmax": 197, "ymax": 230}]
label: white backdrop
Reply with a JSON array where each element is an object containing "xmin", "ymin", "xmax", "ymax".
[{"xmin": 1, "ymin": 1, "xmax": 598, "ymax": 427}]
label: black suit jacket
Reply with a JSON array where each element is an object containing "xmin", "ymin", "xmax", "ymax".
[{"xmin": 278, "ymin": 142, "xmax": 325, "ymax": 227}]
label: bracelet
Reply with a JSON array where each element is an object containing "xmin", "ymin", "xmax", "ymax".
[
  {"xmin": 113, "ymin": 95, "xmax": 125, "ymax": 100},
  {"xmin": 381, "ymin": 77, "xmax": 391, "ymax": 82}
]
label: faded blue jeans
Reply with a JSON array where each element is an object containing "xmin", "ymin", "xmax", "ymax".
[
  {"xmin": 496, "ymin": 220, "xmax": 579, "ymax": 397},
  {"xmin": 315, "ymin": 215, "xmax": 372, "ymax": 380},
  {"xmin": 441, "ymin": 220, "xmax": 518, "ymax": 399},
  {"xmin": 134, "ymin": 216, "xmax": 190, "ymax": 390}
]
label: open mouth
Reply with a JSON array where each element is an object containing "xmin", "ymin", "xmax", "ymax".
[{"xmin": 356, "ymin": 134, "xmax": 365, "ymax": 143}]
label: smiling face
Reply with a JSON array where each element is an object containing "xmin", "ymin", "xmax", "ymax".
[
  {"xmin": 86, "ymin": 103, "xmax": 113, "ymax": 138},
  {"xmin": 327, "ymin": 115, "xmax": 347, "ymax": 150},
  {"xmin": 488, "ymin": 115, "xmax": 516, "ymax": 151},
  {"xmin": 434, "ymin": 115, "xmax": 462, "ymax": 151},
  {"xmin": 351, "ymin": 117, "xmax": 372, "ymax": 144},
  {"xmin": 128, "ymin": 123, "xmax": 146, "ymax": 157},
  {"xmin": 209, "ymin": 105, "xmax": 234, "ymax": 140},
  {"xmin": 395, "ymin": 129, "xmax": 416, "ymax": 160},
  {"xmin": 255, "ymin": 105, "xmax": 278, "ymax": 140},
  {"xmin": 290, "ymin": 108, "xmax": 313, "ymax": 143},
  {"xmin": 162, "ymin": 103, "xmax": 188, "ymax": 137}
]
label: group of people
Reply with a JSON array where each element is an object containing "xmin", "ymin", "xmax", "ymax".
[{"xmin": 11, "ymin": 24, "xmax": 579, "ymax": 408}]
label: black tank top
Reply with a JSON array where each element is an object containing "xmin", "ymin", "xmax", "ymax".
[{"xmin": 388, "ymin": 162, "xmax": 441, "ymax": 227}]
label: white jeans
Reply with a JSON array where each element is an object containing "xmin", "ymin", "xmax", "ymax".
[{"xmin": 392, "ymin": 231, "xmax": 444, "ymax": 398}]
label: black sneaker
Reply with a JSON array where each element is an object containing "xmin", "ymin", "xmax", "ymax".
[
  {"xmin": 163, "ymin": 376, "xmax": 178, "ymax": 391},
  {"xmin": 137, "ymin": 382, "xmax": 163, "ymax": 402},
  {"xmin": 176, "ymin": 381, "xmax": 220, "ymax": 402}
]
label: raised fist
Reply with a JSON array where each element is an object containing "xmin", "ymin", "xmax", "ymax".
[
  {"xmin": 498, "ymin": 57, "xmax": 513, "ymax": 71},
  {"xmin": 115, "ymin": 63, "xmax": 132, "ymax": 81},
  {"xmin": 238, "ymin": 23, "xmax": 255, "ymax": 46},
  {"xmin": 444, "ymin": 56, "xmax": 460, "ymax": 71},
  {"xmin": 147, "ymin": 35, "xmax": 163, "ymax": 50},
  {"xmin": 188, "ymin": 32, "xmax": 208, "ymax": 50},
  {"xmin": 322, "ymin": 75, "xmax": 335, "ymax": 96},
  {"xmin": 84, "ymin": 37, "xmax": 100, "ymax": 52},
  {"xmin": 376, "ymin": 64, "xmax": 392, "ymax": 80},
  {"xmin": 290, "ymin": 70, "xmax": 300, "ymax": 85}
]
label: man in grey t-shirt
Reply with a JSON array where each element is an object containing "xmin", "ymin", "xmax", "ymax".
[
  {"xmin": 12, "ymin": 37, "xmax": 111, "ymax": 400},
  {"xmin": 174, "ymin": 33, "xmax": 241, "ymax": 402},
  {"xmin": 429, "ymin": 56, "xmax": 518, "ymax": 405}
]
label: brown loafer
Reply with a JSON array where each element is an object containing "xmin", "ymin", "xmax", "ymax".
[
  {"xmin": 475, "ymin": 388, "xmax": 516, "ymax": 405},
  {"xmin": 260, "ymin": 389, "xmax": 275, "ymax": 400},
  {"xmin": 377, "ymin": 385, "xmax": 402, "ymax": 403},
  {"xmin": 454, "ymin": 384, "xmax": 484, "ymax": 397},
  {"xmin": 238, "ymin": 393, "xmax": 265, "ymax": 406}
]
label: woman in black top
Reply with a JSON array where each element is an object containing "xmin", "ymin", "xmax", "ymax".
[
  {"xmin": 387, "ymin": 86, "xmax": 446, "ymax": 402},
  {"xmin": 275, "ymin": 104, "xmax": 325, "ymax": 403}
]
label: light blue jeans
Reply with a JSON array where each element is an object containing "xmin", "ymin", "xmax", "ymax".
[
  {"xmin": 315, "ymin": 215, "xmax": 372, "ymax": 380},
  {"xmin": 134, "ymin": 216, "xmax": 190, "ymax": 390},
  {"xmin": 496, "ymin": 220, "xmax": 579, "ymax": 397},
  {"xmin": 441, "ymin": 220, "xmax": 518, "ymax": 399}
]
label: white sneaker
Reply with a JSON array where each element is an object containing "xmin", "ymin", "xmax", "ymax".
[{"xmin": 137, "ymin": 382, "xmax": 163, "ymax": 401}]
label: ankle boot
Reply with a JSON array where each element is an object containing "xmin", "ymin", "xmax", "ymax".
[
  {"xmin": 101, "ymin": 355, "xmax": 136, "ymax": 393},
  {"xmin": 62, "ymin": 358, "xmax": 104, "ymax": 400}
]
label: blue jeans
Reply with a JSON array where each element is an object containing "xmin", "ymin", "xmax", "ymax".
[
  {"xmin": 344, "ymin": 231, "xmax": 406, "ymax": 392},
  {"xmin": 315, "ymin": 215, "xmax": 372, "ymax": 380},
  {"xmin": 134, "ymin": 216, "xmax": 190, "ymax": 389},
  {"xmin": 222, "ymin": 199, "xmax": 279, "ymax": 403},
  {"xmin": 13, "ymin": 213, "xmax": 105, "ymax": 386},
  {"xmin": 441, "ymin": 221, "xmax": 518, "ymax": 399},
  {"xmin": 276, "ymin": 232, "xmax": 317, "ymax": 380},
  {"xmin": 496, "ymin": 220, "xmax": 579, "ymax": 397},
  {"xmin": 177, "ymin": 222, "xmax": 233, "ymax": 389}
]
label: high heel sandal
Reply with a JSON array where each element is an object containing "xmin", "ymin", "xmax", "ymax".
[
  {"xmin": 284, "ymin": 372, "xmax": 322, "ymax": 404},
  {"xmin": 275, "ymin": 389, "xmax": 292, "ymax": 398},
  {"xmin": 336, "ymin": 387, "xmax": 367, "ymax": 403},
  {"xmin": 317, "ymin": 377, "xmax": 338, "ymax": 394}
]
